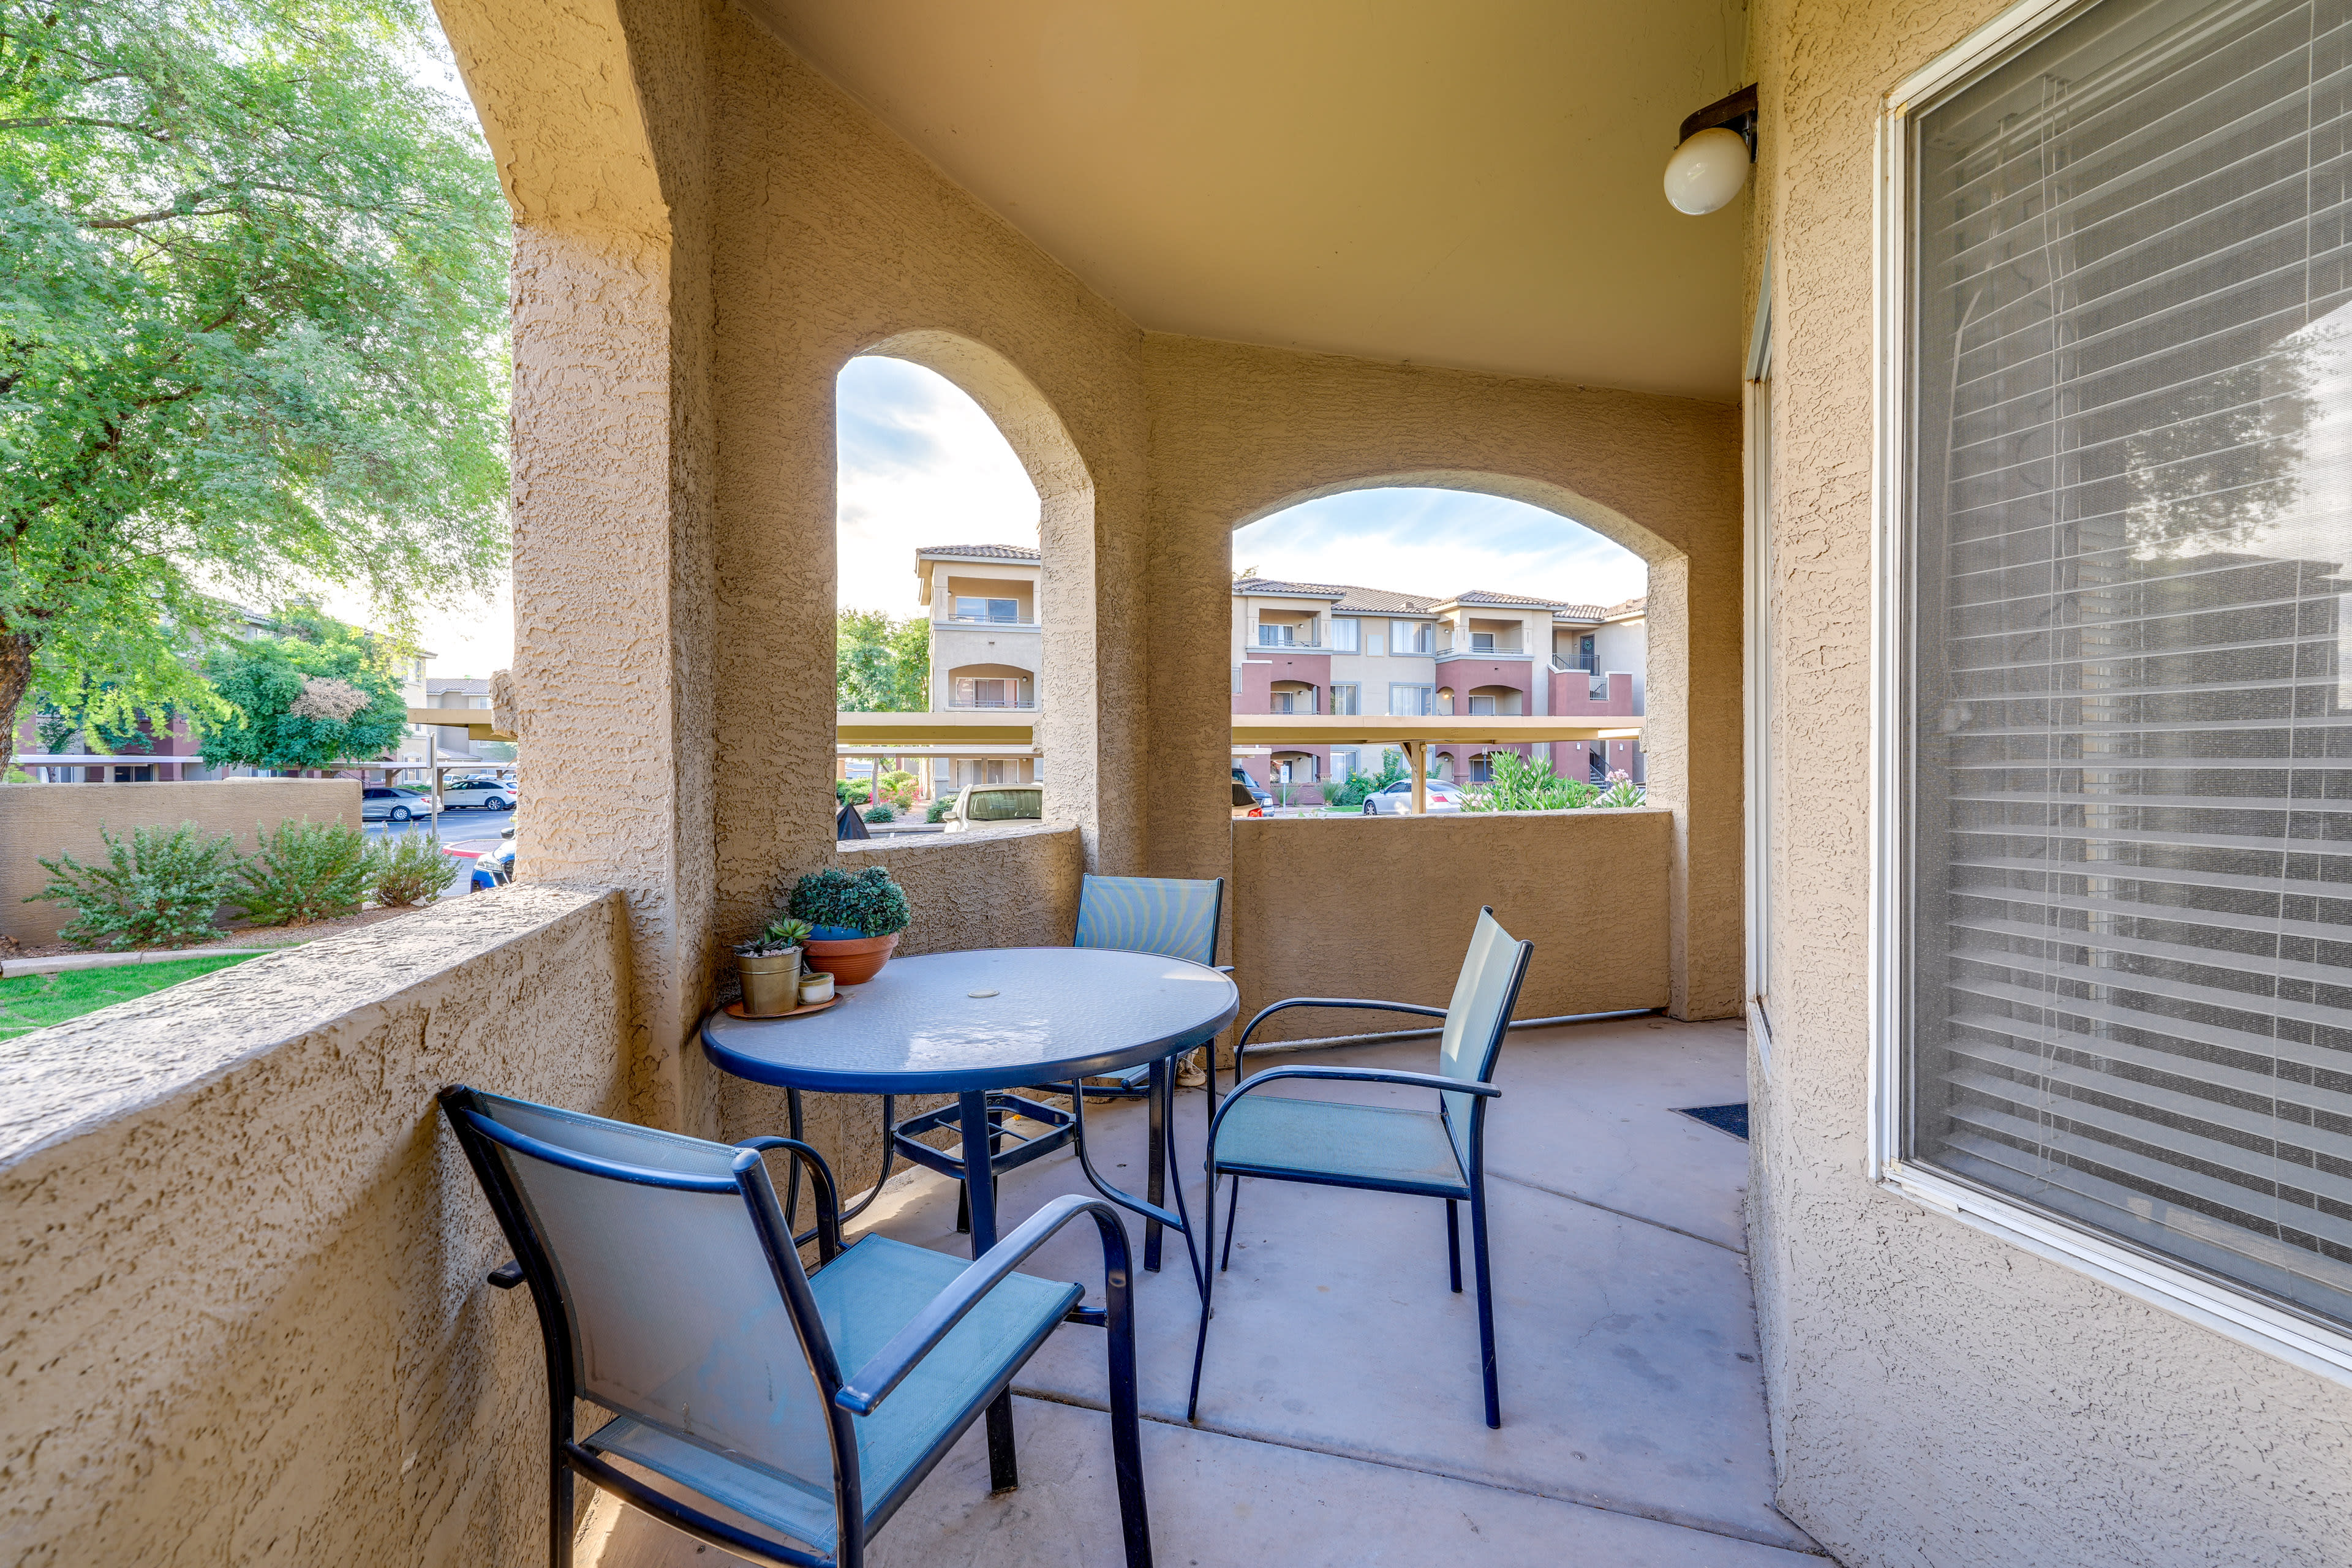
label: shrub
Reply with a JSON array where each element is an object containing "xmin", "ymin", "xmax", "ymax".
[
  {"xmin": 1322, "ymin": 750, "xmax": 1408, "ymax": 810},
  {"xmin": 1460, "ymin": 751, "xmax": 1600, "ymax": 813},
  {"xmin": 27, "ymin": 822, "xmax": 241, "ymax": 950},
  {"xmin": 925, "ymin": 797, "xmax": 952, "ymax": 824},
  {"xmin": 788, "ymin": 865, "xmax": 913, "ymax": 937},
  {"xmin": 862, "ymin": 803, "xmax": 895, "ymax": 824},
  {"xmin": 835, "ymin": 778, "xmax": 871, "ymax": 806},
  {"xmin": 1591, "ymin": 769, "xmax": 1644, "ymax": 809},
  {"xmin": 238, "ymin": 818, "xmax": 369, "ymax": 925},
  {"xmin": 366, "ymin": 831, "xmax": 459, "ymax": 908}
]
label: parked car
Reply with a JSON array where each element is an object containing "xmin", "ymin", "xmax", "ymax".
[
  {"xmin": 471, "ymin": 824, "xmax": 518, "ymax": 891},
  {"xmin": 437, "ymin": 776, "xmax": 516, "ymax": 812},
  {"xmin": 1361, "ymin": 779, "xmax": 1461, "ymax": 815},
  {"xmin": 941, "ymin": 782, "xmax": 1044, "ymax": 831},
  {"xmin": 1232, "ymin": 782, "xmax": 1265, "ymax": 819},
  {"xmin": 361, "ymin": 786, "xmax": 440, "ymax": 822},
  {"xmin": 1230, "ymin": 766, "xmax": 1273, "ymax": 809}
]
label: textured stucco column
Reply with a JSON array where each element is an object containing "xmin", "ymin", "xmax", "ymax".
[
  {"xmin": 1141, "ymin": 334, "xmax": 1744, "ymax": 1019},
  {"xmin": 435, "ymin": 0, "xmax": 720, "ymax": 1133}
]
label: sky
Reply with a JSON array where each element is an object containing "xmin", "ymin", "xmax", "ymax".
[{"xmin": 835, "ymin": 356, "xmax": 1646, "ymax": 616}]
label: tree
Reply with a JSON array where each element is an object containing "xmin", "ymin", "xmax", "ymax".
[
  {"xmin": 200, "ymin": 611, "xmax": 406, "ymax": 772},
  {"xmin": 0, "ymin": 0, "xmax": 510, "ymax": 767},
  {"xmin": 835, "ymin": 608, "xmax": 929, "ymax": 712}
]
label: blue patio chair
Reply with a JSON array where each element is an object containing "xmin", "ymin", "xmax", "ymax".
[
  {"xmin": 1189, "ymin": 907, "xmax": 1532, "ymax": 1428},
  {"xmin": 439, "ymin": 1086, "xmax": 1153, "ymax": 1568}
]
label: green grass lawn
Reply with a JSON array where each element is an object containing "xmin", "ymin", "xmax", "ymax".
[{"xmin": 0, "ymin": 954, "xmax": 262, "ymax": 1041}]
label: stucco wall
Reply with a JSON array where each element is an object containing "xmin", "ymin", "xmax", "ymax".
[
  {"xmin": 0, "ymin": 780, "xmax": 360, "ymax": 946},
  {"xmin": 1747, "ymin": 3, "xmax": 2352, "ymax": 1564},
  {"xmin": 1230, "ymin": 810, "xmax": 1670, "ymax": 1047},
  {"xmin": 714, "ymin": 824, "xmax": 1087, "ymax": 1196},
  {"xmin": 1140, "ymin": 336, "xmax": 1744, "ymax": 1022},
  {"xmin": 0, "ymin": 886, "xmax": 628, "ymax": 1566}
]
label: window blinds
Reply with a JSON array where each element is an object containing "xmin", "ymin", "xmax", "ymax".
[{"xmin": 1907, "ymin": 0, "xmax": 2352, "ymax": 1328}]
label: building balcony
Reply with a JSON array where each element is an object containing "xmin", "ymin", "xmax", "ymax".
[{"xmin": 1254, "ymin": 629, "xmax": 1321, "ymax": 648}]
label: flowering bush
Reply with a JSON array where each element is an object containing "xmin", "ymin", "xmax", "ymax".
[{"xmin": 1591, "ymin": 769, "xmax": 1644, "ymax": 809}]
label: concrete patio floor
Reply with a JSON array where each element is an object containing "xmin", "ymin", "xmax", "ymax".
[{"xmin": 590, "ymin": 1014, "xmax": 1825, "ymax": 1567}]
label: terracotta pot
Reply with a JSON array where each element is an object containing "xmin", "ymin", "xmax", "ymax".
[
  {"xmin": 736, "ymin": 950, "xmax": 802, "ymax": 1016},
  {"xmin": 802, "ymin": 932, "xmax": 899, "ymax": 986}
]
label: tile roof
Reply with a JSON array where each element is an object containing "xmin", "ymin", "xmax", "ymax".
[
  {"xmin": 1449, "ymin": 589, "xmax": 1567, "ymax": 609},
  {"xmin": 1600, "ymin": 595, "xmax": 1646, "ymax": 619},
  {"xmin": 1229, "ymin": 576, "xmax": 1349, "ymax": 601},
  {"xmin": 426, "ymin": 677, "xmax": 494, "ymax": 695},
  {"xmin": 917, "ymin": 543, "xmax": 1041, "ymax": 561}
]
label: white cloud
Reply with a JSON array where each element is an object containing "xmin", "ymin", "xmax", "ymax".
[
  {"xmin": 1234, "ymin": 489, "xmax": 1647, "ymax": 606},
  {"xmin": 837, "ymin": 357, "xmax": 1041, "ymax": 616}
]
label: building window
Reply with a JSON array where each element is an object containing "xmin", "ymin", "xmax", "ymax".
[
  {"xmin": 1469, "ymin": 753, "xmax": 1494, "ymax": 785},
  {"xmin": 953, "ymin": 677, "xmax": 1030, "ymax": 708},
  {"xmin": 1330, "ymin": 617, "xmax": 1360, "ymax": 652},
  {"xmin": 1329, "ymin": 683, "xmax": 1360, "ymax": 716},
  {"xmin": 1257, "ymin": 622, "xmax": 1314, "ymax": 647},
  {"xmin": 1888, "ymin": 0, "xmax": 2352, "ymax": 1335},
  {"xmin": 1389, "ymin": 620, "xmax": 1433, "ymax": 655},
  {"xmin": 1270, "ymin": 687, "xmax": 1316, "ymax": 715},
  {"xmin": 1388, "ymin": 684, "xmax": 1435, "ymax": 717},
  {"xmin": 1330, "ymin": 748, "xmax": 1357, "ymax": 779},
  {"xmin": 1470, "ymin": 631, "xmax": 1496, "ymax": 653},
  {"xmin": 1468, "ymin": 694, "xmax": 1496, "ymax": 717},
  {"xmin": 954, "ymin": 597, "xmax": 1020, "ymax": 623}
]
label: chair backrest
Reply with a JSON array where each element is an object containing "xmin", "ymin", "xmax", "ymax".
[
  {"xmin": 1436, "ymin": 908, "xmax": 1534, "ymax": 1166},
  {"xmin": 1074, "ymin": 874, "xmax": 1224, "ymax": 968},
  {"xmin": 443, "ymin": 1089, "xmax": 844, "ymax": 1504}
]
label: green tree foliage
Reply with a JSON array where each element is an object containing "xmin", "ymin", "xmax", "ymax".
[
  {"xmin": 1460, "ymin": 750, "xmax": 1601, "ymax": 813},
  {"xmin": 200, "ymin": 611, "xmax": 406, "ymax": 771},
  {"xmin": 27, "ymin": 820, "xmax": 241, "ymax": 949},
  {"xmin": 0, "ymin": 0, "xmax": 510, "ymax": 763},
  {"xmin": 236, "ymin": 816, "xmax": 368, "ymax": 924},
  {"xmin": 788, "ymin": 865, "xmax": 913, "ymax": 937},
  {"xmin": 835, "ymin": 609, "xmax": 930, "ymax": 712},
  {"xmin": 1322, "ymin": 749, "xmax": 1408, "ymax": 809}
]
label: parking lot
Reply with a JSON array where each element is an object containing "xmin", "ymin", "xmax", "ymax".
[{"xmin": 364, "ymin": 802, "xmax": 513, "ymax": 897}]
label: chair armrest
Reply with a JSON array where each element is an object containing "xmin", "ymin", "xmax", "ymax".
[
  {"xmin": 1208, "ymin": 1065, "xmax": 1498, "ymax": 1150},
  {"xmin": 735, "ymin": 1136, "xmax": 844, "ymax": 1262},
  {"xmin": 836, "ymin": 1193, "xmax": 1131, "ymax": 1415},
  {"xmin": 1231, "ymin": 997, "xmax": 1449, "ymax": 1080}
]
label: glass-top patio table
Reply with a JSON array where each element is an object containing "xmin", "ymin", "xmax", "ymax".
[{"xmin": 700, "ymin": 945, "xmax": 1238, "ymax": 1489}]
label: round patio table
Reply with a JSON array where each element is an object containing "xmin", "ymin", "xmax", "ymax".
[{"xmin": 701, "ymin": 945, "xmax": 1237, "ymax": 1492}]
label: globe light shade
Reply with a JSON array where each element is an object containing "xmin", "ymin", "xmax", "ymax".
[{"xmin": 1664, "ymin": 126, "xmax": 1751, "ymax": 215}]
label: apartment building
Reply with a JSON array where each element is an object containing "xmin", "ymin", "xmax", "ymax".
[
  {"xmin": 914, "ymin": 543, "xmax": 1042, "ymax": 792},
  {"xmin": 1231, "ymin": 574, "xmax": 1645, "ymax": 790}
]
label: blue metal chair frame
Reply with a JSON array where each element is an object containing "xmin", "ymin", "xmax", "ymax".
[
  {"xmin": 1190, "ymin": 908, "xmax": 1532, "ymax": 1429},
  {"xmin": 439, "ymin": 1085, "xmax": 1153, "ymax": 1568}
]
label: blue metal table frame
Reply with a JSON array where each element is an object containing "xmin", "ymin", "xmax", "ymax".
[{"xmin": 701, "ymin": 946, "xmax": 1237, "ymax": 1492}]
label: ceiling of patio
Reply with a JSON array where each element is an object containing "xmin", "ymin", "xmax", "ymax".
[{"xmin": 737, "ymin": 0, "xmax": 1752, "ymax": 402}]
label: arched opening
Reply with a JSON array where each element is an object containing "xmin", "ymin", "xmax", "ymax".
[
  {"xmin": 835, "ymin": 345, "xmax": 1074, "ymax": 827},
  {"xmin": 1230, "ymin": 482, "xmax": 1649, "ymax": 811}
]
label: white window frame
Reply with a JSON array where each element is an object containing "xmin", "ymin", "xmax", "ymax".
[
  {"xmin": 1870, "ymin": 0, "xmax": 2352, "ymax": 1386},
  {"xmin": 1330, "ymin": 617, "xmax": 1360, "ymax": 653}
]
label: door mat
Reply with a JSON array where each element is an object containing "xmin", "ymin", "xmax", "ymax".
[{"xmin": 1673, "ymin": 1102, "xmax": 1749, "ymax": 1140}]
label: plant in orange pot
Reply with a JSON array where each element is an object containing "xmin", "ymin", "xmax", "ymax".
[{"xmin": 788, "ymin": 865, "xmax": 911, "ymax": 985}]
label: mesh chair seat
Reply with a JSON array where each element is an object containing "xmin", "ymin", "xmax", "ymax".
[
  {"xmin": 582, "ymin": 1235, "xmax": 1080, "ymax": 1553},
  {"xmin": 1212, "ymin": 1096, "xmax": 1470, "ymax": 1198}
]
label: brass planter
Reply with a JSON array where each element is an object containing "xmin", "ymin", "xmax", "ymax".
[{"xmin": 736, "ymin": 950, "xmax": 803, "ymax": 1017}]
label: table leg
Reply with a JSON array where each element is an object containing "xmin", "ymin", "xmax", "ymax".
[
  {"xmin": 959, "ymin": 1090, "xmax": 1019, "ymax": 1491},
  {"xmin": 1145, "ymin": 1058, "xmax": 1167, "ymax": 1272}
]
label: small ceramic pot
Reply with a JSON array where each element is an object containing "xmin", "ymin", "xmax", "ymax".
[
  {"xmin": 736, "ymin": 949, "xmax": 802, "ymax": 1016},
  {"xmin": 802, "ymin": 932, "xmax": 899, "ymax": 986}
]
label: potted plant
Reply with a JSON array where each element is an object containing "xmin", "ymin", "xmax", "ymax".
[
  {"xmin": 734, "ymin": 916, "xmax": 811, "ymax": 1016},
  {"xmin": 788, "ymin": 865, "xmax": 911, "ymax": 985}
]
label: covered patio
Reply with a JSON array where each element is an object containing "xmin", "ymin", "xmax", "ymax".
[{"xmin": 586, "ymin": 1016, "xmax": 1812, "ymax": 1567}]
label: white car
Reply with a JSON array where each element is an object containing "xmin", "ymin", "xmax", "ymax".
[
  {"xmin": 361, "ymin": 786, "xmax": 440, "ymax": 822},
  {"xmin": 941, "ymin": 782, "xmax": 1044, "ymax": 831},
  {"xmin": 437, "ymin": 777, "xmax": 516, "ymax": 812},
  {"xmin": 1360, "ymin": 780, "xmax": 1463, "ymax": 815}
]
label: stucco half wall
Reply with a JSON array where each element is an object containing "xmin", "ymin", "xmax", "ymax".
[
  {"xmin": 0, "ymin": 886, "xmax": 627, "ymax": 1567},
  {"xmin": 1230, "ymin": 810, "xmax": 1671, "ymax": 1047},
  {"xmin": 0, "ymin": 779, "xmax": 361, "ymax": 947},
  {"xmin": 1749, "ymin": 1, "xmax": 2352, "ymax": 1564},
  {"xmin": 715, "ymin": 824, "xmax": 1087, "ymax": 1187}
]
